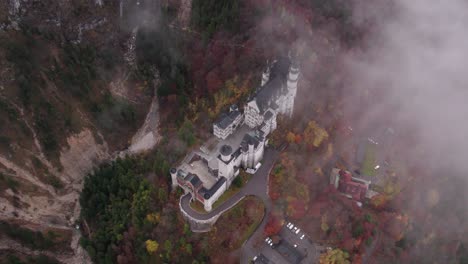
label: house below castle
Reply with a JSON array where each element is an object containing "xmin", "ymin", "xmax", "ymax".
[
  {"xmin": 330, "ymin": 168, "xmax": 379, "ymax": 206},
  {"xmin": 171, "ymin": 54, "xmax": 300, "ymax": 212}
]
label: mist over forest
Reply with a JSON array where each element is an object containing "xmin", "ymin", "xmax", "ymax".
[{"xmin": 0, "ymin": 0, "xmax": 466, "ymax": 263}]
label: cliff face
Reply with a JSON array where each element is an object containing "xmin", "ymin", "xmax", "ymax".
[{"xmin": 0, "ymin": 0, "xmax": 182, "ymax": 262}]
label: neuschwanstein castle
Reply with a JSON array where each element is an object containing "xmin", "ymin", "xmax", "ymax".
[{"xmin": 171, "ymin": 53, "xmax": 300, "ymax": 212}]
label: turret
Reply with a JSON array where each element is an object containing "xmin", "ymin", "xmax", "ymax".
[
  {"xmin": 170, "ymin": 168, "xmax": 178, "ymax": 188},
  {"xmin": 220, "ymin": 145, "xmax": 233, "ymax": 163},
  {"xmin": 287, "ymin": 57, "xmax": 300, "ymax": 91},
  {"xmin": 218, "ymin": 145, "xmax": 234, "ymax": 179},
  {"xmin": 285, "ymin": 51, "xmax": 300, "ymax": 118},
  {"xmin": 229, "ymin": 104, "xmax": 239, "ymax": 112},
  {"xmin": 261, "ymin": 61, "xmax": 271, "ymax": 86}
]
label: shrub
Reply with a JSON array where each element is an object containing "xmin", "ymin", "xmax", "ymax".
[
  {"xmin": 232, "ymin": 176, "xmax": 242, "ymax": 188},
  {"xmin": 0, "ymin": 221, "xmax": 55, "ymax": 250}
]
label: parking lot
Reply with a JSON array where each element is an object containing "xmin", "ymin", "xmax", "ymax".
[{"xmin": 251, "ymin": 222, "xmax": 321, "ymax": 264}]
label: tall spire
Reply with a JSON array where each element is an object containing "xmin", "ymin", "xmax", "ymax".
[
  {"xmin": 287, "ymin": 52, "xmax": 300, "ymax": 91},
  {"xmin": 286, "ymin": 48, "xmax": 300, "ymax": 118},
  {"xmin": 261, "ymin": 60, "xmax": 271, "ymax": 86}
]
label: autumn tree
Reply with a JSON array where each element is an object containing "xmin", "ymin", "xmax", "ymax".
[
  {"xmin": 370, "ymin": 194, "xmax": 389, "ymax": 210},
  {"xmin": 264, "ymin": 213, "xmax": 282, "ymax": 236},
  {"xmin": 178, "ymin": 119, "xmax": 196, "ymax": 146},
  {"xmin": 146, "ymin": 213, "xmax": 160, "ymax": 224},
  {"xmin": 145, "ymin": 240, "xmax": 159, "ymax": 254},
  {"xmin": 286, "ymin": 132, "xmax": 297, "ymax": 144},
  {"xmin": 286, "ymin": 198, "xmax": 307, "ymax": 219},
  {"xmin": 208, "ymin": 77, "xmax": 250, "ymax": 119},
  {"xmin": 321, "ymin": 214, "xmax": 330, "ymax": 233},
  {"xmin": 206, "ymin": 68, "xmax": 223, "ymax": 94},
  {"xmin": 303, "ymin": 120, "xmax": 329, "ymax": 149},
  {"xmin": 319, "ymin": 248, "xmax": 351, "ymax": 264}
]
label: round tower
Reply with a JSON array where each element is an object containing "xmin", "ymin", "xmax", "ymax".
[
  {"xmin": 286, "ymin": 56, "xmax": 300, "ymax": 118},
  {"xmin": 287, "ymin": 60, "xmax": 300, "ymax": 91},
  {"xmin": 261, "ymin": 61, "xmax": 271, "ymax": 86},
  {"xmin": 170, "ymin": 167, "xmax": 178, "ymax": 188},
  {"xmin": 220, "ymin": 145, "xmax": 233, "ymax": 162}
]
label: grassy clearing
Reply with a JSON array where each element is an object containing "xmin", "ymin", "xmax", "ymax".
[
  {"xmin": 208, "ymin": 196, "xmax": 265, "ymax": 250},
  {"xmin": 361, "ymin": 143, "xmax": 377, "ymax": 176},
  {"xmin": 234, "ymin": 206, "xmax": 265, "ymax": 249},
  {"xmin": 190, "ymin": 187, "xmax": 241, "ymax": 214},
  {"xmin": 190, "ymin": 200, "xmax": 206, "ymax": 213}
]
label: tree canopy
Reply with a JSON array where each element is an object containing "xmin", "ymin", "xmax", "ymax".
[
  {"xmin": 191, "ymin": 0, "xmax": 240, "ymax": 38},
  {"xmin": 79, "ymin": 157, "xmax": 154, "ymax": 263}
]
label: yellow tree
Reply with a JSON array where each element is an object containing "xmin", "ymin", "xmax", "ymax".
[
  {"xmin": 286, "ymin": 132, "xmax": 297, "ymax": 144},
  {"xmin": 146, "ymin": 212, "xmax": 161, "ymax": 224},
  {"xmin": 303, "ymin": 121, "xmax": 329, "ymax": 148},
  {"xmin": 209, "ymin": 76, "xmax": 251, "ymax": 119},
  {"xmin": 319, "ymin": 249, "xmax": 351, "ymax": 264},
  {"xmin": 145, "ymin": 240, "xmax": 159, "ymax": 254},
  {"xmin": 321, "ymin": 214, "xmax": 329, "ymax": 233}
]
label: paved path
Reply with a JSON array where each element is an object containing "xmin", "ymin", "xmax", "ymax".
[
  {"xmin": 180, "ymin": 148, "xmax": 279, "ymax": 220},
  {"xmin": 180, "ymin": 147, "xmax": 280, "ymax": 263}
]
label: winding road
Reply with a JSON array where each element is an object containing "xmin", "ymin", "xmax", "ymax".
[
  {"xmin": 180, "ymin": 148, "xmax": 279, "ymax": 220},
  {"xmin": 180, "ymin": 148, "xmax": 280, "ymax": 262}
]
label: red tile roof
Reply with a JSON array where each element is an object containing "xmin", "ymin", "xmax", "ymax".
[{"xmin": 337, "ymin": 170, "xmax": 368, "ymax": 201}]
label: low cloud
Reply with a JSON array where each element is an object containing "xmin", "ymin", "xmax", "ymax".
[{"xmin": 346, "ymin": 0, "xmax": 468, "ymax": 175}]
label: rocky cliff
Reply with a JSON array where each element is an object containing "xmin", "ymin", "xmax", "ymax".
[{"xmin": 0, "ymin": 0, "xmax": 188, "ymax": 262}]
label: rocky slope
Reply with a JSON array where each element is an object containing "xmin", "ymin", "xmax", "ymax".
[{"xmin": 0, "ymin": 0, "xmax": 184, "ymax": 262}]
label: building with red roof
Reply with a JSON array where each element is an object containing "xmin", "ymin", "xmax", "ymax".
[{"xmin": 330, "ymin": 168, "xmax": 371, "ymax": 203}]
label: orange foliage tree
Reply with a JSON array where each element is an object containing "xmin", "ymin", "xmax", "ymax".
[{"xmin": 264, "ymin": 213, "xmax": 282, "ymax": 236}]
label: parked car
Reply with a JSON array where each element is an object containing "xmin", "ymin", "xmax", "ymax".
[
  {"xmin": 300, "ymin": 234, "xmax": 305, "ymax": 240},
  {"xmin": 287, "ymin": 222, "xmax": 294, "ymax": 230},
  {"xmin": 293, "ymin": 227, "xmax": 300, "ymax": 234}
]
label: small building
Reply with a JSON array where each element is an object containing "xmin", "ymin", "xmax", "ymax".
[
  {"xmin": 330, "ymin": 168, "xmax": 370, "ymax": 202},
  {"xmin": 213, "ymin": 105, "xmax": 243, "ymax": 140}
]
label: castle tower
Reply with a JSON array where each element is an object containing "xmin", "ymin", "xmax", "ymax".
[
  {"xmin": 170, "ymin": 168, "xmax": 178, "ymax": 188},
  {"xmin": 286, "ymin": 53, "xmax": 300, "ymax": 117},
  {"xmin": 218, "ymin": 145, "xmax": 234, "ymax": 180},
  {"xmin": 261, "ymin": 61, "xmax": 271, "ymax": 86}
]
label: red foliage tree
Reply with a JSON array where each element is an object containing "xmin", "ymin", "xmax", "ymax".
[
  {"xmin": 287, "ymin": 199, "xmax": 307, "ymax": 220},
  {"xmin": 264, "ymin": 213, "xmax": 282, "ymax": 236},
  {"xmin": 206, "ymin": 68, "xmax": 223, "ymax": 93}
]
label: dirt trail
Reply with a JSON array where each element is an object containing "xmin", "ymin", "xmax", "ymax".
[
  {"xmin": 177, "ymin": 0, "xmax": 193, "ymax": 27},
  {"xmin": 128, "ymin": 94, "xmax": 161, "ymax": 153}
]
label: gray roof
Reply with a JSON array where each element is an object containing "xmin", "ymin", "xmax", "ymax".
[
  {"xmin": 251, "ymin": 56, "xmax": 290, "ymax": 113},
  {"xmin": 215, "ymin": 110, "xmax": 241, "ymax": 129},
  {"xmin": 264, "ymin": 110, "xmax": 274, "ymax": 120},
  {"xmin": 220, "ymin": 145, "xmax": 232, "ymax": 156},
  {"xmin": 275, "ymin": 241, "xmax": 303, "ymax": 264},
  {"xmin": 198, "ymin": 177, "xmax": 227, "ymax": 199},
  {"xmin": 241, "ymin": 132, "xmax": 261, "ymax": 151},
  {"xmin": 186, "ymin": 173, "xmax": 202, "ymax": 189}
]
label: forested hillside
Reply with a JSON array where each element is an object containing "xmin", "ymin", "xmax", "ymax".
[
  {"xmin": 2, "ymin": 0, "xmax": 466, "ymax": 263},
  {"xmin": 0, "ymin": 0, "xmax": 365, "ymax": 262},
  {"xmin": 0, "ymin": 1, "xmax": 154, "ymax": 262}
]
